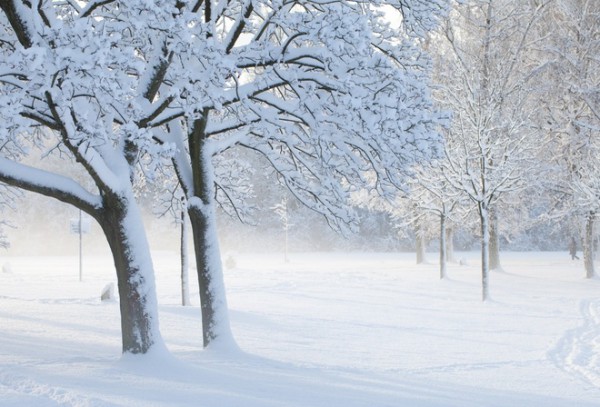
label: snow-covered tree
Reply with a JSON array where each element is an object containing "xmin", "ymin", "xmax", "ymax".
[
  {"xmin": 409, "ymin": 158, "xmax": 466, "ymax": 278},
  {"xmin": 140, "ymin": 0, "xmax": 449, "ymax": 347},
  {"xmin": 433, "ymin": 0, "xmax": 550, "ymax": 300},
  {"xmin": 0, "ymin": 0, "xmax": 449, "ymax": 351},
  {"xmin": 352, "ymin": 183, "xmax": 442, "ymax": 265},
  {"xmin": 541, "ymin": 0, "xmax": 600, "ymax": 278},
  {"xmin": 0, "ymin": 1, "xmax": 175, "ymax": 354}
]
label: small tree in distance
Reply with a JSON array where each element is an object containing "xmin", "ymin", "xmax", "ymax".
[
  {"xmin": 541, "ymin": 0, "xmax": 600, "ymax": 279},
  {"xmin": 410, "ymin": 159, "xmax": 465, "ymax": 279}
]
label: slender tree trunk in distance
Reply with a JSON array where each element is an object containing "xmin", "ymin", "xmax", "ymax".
[
  {"xmin": 440, "ymin": 212, "xmax": 447, "ymax": 279},
  {"xmin": 479, "ymin": 0, "xmax": 493, "ymax": 301},
  {"xmin": 446, "ymin": 227, "xmax": 456, "ymax": 263},
  {"xmin": 416, "ymin": 223, "xmax": 427, "ymax": 264},
  {"xmin": 97, "ymin": 191, "xmax": 163, "ymax": 354},
  {"xmin": 480, "ymin": 204, "xmax": 490, "ymax": 301},
  {"xmin": 489, "ymin": 207, "xmax": 501, "ymax": 271},
  {"xmin": 78, "ymin": 209, "xmax": 83, "ymax": 282},
  {"xmin": 584, "ymin": 213, "xmax": 595, "ymax": 279},
  {"xmin": 181, "ymin": 206, "xmax": 191, "ymax": 306}
]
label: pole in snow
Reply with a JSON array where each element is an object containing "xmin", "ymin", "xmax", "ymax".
[
  {"xmin": 79, "ymin": 210, "xmax": 83, "ymax": 282},
  {"xmin": 70, "ymin": 211, "xmax": 90, "ymax": 282}
]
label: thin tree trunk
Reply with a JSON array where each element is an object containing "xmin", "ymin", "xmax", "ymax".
[
  {"xmin": 584, "ymin": 213, "xmax": 595, "ymax": 279},
  {"xmin": 416, "ymin": 223, "xmax": 427, "ymax": 264},
  {"xmin": 479, "ymin": 0, "xmax": 493, "ymax": 302},
  {"xmin": 480, "ymin": 205, "xmax": 490, "ymax": 302},
  {"xmin": 440, "ymin": 212, "xmax": 447, "ymax": 279},
  {"xmin": 489, "ymin": 207, "xmax": 501, "ymax": 271},
  {"xmin": 181, "ymin": 205, "xmax": 191, "ymax": 306},
  {"xmin": 97, "ymin": 191, "xmax": 162, "ymax": 354}
]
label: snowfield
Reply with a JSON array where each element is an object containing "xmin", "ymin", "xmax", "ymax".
[{"xmin": 1, "ymin": 251, "xmax": 599, "ymax": 406}]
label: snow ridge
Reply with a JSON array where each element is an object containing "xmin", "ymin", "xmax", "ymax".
[{"xmin": 549, "ymin": 298, "xmax": 600, "ymax": 387}]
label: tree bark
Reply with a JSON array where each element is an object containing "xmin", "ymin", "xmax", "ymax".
[
  {"xmin": 96, "ymin": 191, "xmax": 162, "ymax": 354},
  {"xmin": 0, "ymin": 0, "xmax": 33, "ymax": 48},
  {"xmin": 186, "ymin": 127, "xmax": 233, "ymax": 348},
  {"xmin": 188, "ymin": 198, "xmax": 233, "ymax": 348},
  {"xmin": 584, "ymin": 213, "xmax": 595, "ymax": 279}
]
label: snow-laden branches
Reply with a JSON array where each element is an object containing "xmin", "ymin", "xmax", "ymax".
[
  {"xmin": 0, "ymin": 157, "xmax": 101, "ymax": 213},
  {"xmin": 434, "ymin": 0, "xmax": 548, "ymax": 210},
  {"xmin": 540, "ymin": 0, "xmax": 600, "ymax": 221},
  {"xmin": 425, "ymin": 0, "xmax": 552, "ymax": 295},
  {"xmin": 1, "ymin": 2, "xmax": 449, "ymax": 228},
  {"xmin": 113, "ymin": 0, "xmax": 448, "ymax": 230}
]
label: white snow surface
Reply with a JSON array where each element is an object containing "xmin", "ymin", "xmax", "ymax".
[{"xmin": 1, "ymin": 251, "xmax": 599, "ymax": 406}]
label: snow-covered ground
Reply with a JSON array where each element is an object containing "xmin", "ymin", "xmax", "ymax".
[{"xmin": 1, "ymin": 251, "xmax": 599, "ymax": 406}]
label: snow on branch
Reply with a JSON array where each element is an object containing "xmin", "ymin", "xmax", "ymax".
[{"xmin": 0, "ymin": 157, "xmax": 101, "ymax": 214}]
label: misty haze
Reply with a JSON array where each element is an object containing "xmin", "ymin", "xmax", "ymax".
[{"xmin": 1, "ymin": 0, "xmax": 599, "ymax": 406}]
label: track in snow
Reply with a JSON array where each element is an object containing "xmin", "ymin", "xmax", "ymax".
[
  {"xmin": 549, "ymin": 298, "xmax": 600, "ymax": 388},
  {"xmin": 0, "ymin": 368, "xmax": 115, "ymax": 407}
]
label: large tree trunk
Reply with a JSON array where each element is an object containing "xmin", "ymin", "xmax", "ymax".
[
  {"xmin": 188, "ymin": 198, "xmax": 234, "ymax": 348},
  {"xmin": 480, "ymin": 204, "xmax": 490, "ymax": 302},
  {"xmin": 584, "ymin": 213, "xmax": 595, "ymax": 279},
  {"xmin": 97, "ymin": 191, "xmax": 162, "ymax": 354},
  {"xmin": 489, "ymin": 207, "xmax": 501, "ymax": 271},
  {"xmin": 0, "ymin": 160, "xmax": 163, "ymax": 354},
  {"xmin": 187, "ymin": 132, "xmax": 234, "ymax": 348},
  {"xmin": 439, "ymin": 212, "xmax": 447, "ymax": 279}
]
